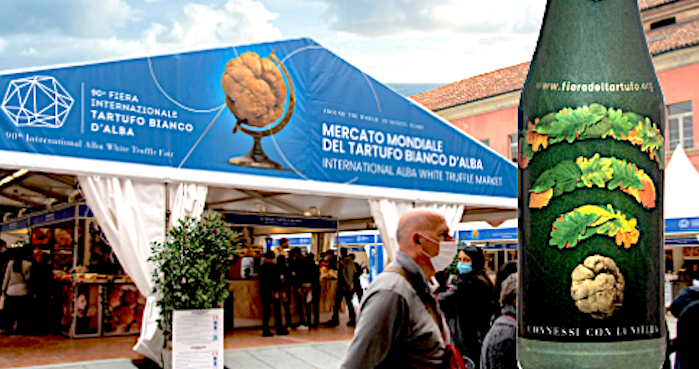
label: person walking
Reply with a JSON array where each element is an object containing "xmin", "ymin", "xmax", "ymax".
[
  {"xmin": 288, "ymin": 248, "xmax": 310, "ymax": 329},
  {"xmin": 438, "ymin": 245, "xmax": 495, "ymax": 368},
  {"xmin": 27, "ymin": 245, "xmax": 55, "ymax": 335},
  {"xmin": 341, "ymin": 209, "xmax": 457, "ymax": 368},
  {"xmin": 480, "ymin": 273, "xmax": 518, "ymax": 369},
  {"xmin": 669, "ymin": 284, "xmax": 699, "ymax": 369},
  {"xmin": 2, "ymin": 246, "xmax": 31, "ymax": 335},
  {"xmin": 325, "ymin": 248, "xmax": 356, "ymax": 327},
  {"xmin": 258, "ymin": 251, "xmax": 288, "ymax": 337},
  {"xmin": 306, "ymin": 253, "xmax": 321, "ymax": 327},
  {"xmin": 276, "ymin": 255, "xmax": 293, "ymax": 331},
  {"xmin": 350, "ymin": 254, "xmax": 363, "ymax": 302}
]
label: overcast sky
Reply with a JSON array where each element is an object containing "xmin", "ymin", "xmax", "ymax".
[{"xmin": 0, "ymin": 0, "xmax": 545, "ymax": 84}]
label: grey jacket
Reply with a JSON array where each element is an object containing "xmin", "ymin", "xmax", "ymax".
[
  {"xmin": 341, "ymin": 251, "xmax": 446, "ymax": 369},
  {"xmin": 480, "ymin": 305, "xmax": 517, "ymax": 369}
]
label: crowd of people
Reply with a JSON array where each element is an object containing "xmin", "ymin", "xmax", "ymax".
[
  {"xmin": 258, "ymin": 238, "xmax": 370, "ymax": 337},
  {"xmin": 0, "ymin": 240, "xmax": 56, "ymax": 335}
]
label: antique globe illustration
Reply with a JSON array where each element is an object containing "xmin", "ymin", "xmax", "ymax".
[{"xmin": 221, "ymin": 50, "xmax": 295, "ymax": 170}]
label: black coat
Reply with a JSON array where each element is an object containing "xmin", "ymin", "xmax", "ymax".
[
  {"xmin": 670, "ymin": 286, "xmax": 699, "ymax": 369},
  {"xmin": 438, "ymin": 271, "xmax": 494, "ymax": 366},
  {"xmin": 258, "ymin": 261, "xmax": 282, "ymax": 298}
]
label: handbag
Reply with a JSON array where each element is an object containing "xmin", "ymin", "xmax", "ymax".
[
  {"xmin": 272, "ymin": 290, "xmax": 287, "ymax": 301},
  {"xmin": 1, "ymin": 261, "xmax": 13, "ymax": 310},
  {"xmin": 385, "ymin": 267, "xmax": 469, "ymax": 369}
]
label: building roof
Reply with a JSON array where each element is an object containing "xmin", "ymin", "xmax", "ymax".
[
  {"xmin": 413, "ymin": 12, "xmax": 699, "ymax": 111},
  {"xmin": 639, "ymin": 0, "xmax": 678, "ymax": 10}
]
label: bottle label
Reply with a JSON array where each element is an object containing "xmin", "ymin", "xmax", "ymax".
[{"xmin": 519, "ymin": 103, "xmax": 663, "ymax": 342}]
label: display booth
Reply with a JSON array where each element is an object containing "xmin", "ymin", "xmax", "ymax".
[
  {"xmin": 0, "ymin": 38, "xmax": 517, "ymax": 364},
  {"xmin": 221, "ymin": 211, "xmax": 340, "ymax": 328},
  {"xmin": 0, "ymin": 204, "xmax": 145, "ymax": 338},
  {"xmin": 271, "ymin": 230, "xmax": 386, "ymax": 282}
]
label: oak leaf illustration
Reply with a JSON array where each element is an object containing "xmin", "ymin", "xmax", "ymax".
[{"xmin": 529, "ymin": 188, "xmax": 553, "ymax": 209}]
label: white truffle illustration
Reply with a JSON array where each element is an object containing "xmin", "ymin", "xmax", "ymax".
[{"xmin": 571, "ymin": 254, "xmax": 625, "ymax": 319}]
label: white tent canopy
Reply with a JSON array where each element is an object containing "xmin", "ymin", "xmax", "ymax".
[
  {"xmin": 665, "ymin": 145, "xmax": 699, "ymax": 219},
  {"xmin": 0, "ymin": 38, "xmax": 518, "ymax": 366}
]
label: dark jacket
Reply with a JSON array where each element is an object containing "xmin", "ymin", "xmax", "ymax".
[
  {"xmin": 353, "ymin": 262, "xmax": 362, "ymax": 289},
  {"xmin": 338, "ymin": 256, "xmax": 355, "ymax": 290},
  {"xmin": 670, "ymin": 285, "xmax": 699, "ymax": 369},
  {"xmin": 480, "ymin": 305, "xmax": 516, "ymax": 369},
  {"xmin": 305, "ymin": 256, "xmax": 320, "ymax": 288},
  {"xmin": 438, "ymin": 270, "xmax": 494, "ymax": 366},
  {"xmin": 258, "ymin": 260, "xmax": 282, "ymax": 298},
  {"xmin": 288, "ymin": 256, "xmax": 307, "ymax": 287}
]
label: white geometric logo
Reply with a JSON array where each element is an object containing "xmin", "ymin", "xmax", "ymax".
[{"xmin": 1, "ymin": 76, "xmax": 73, "ymax": 128}]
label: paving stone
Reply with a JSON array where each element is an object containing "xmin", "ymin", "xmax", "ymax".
[
  {"xmin": 243, "ymin": 347, "xmax": 316, "ymax": 369},
  {"xmin": 306, "ymin": 342, "xmax": 350, "ymax": 361},
  {"xmin": 281, "ymin": 345, "xmax": 342, "ymax": 368},
  {"xmin": 223, "ymin": 351, "xmax": 274, "ymax": 369}
]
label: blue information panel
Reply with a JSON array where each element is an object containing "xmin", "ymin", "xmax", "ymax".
[
  {"xmin": 0, "ymin": 218, "xmax": 29, "ymax": 232},
  {"xmin": 0, "ymin": 39, "xmax": 516, "ymax": 199},
  {"xmin": 224, "ymin": 212, "xmax": 337, "ymax": 231},
  {"xmin": 30, "ymin": 206, "xmax": 77, "ymax": 226},
  {"xmin": 458, "ymin": 228, "xmax": 518, "ymax": 242},
  {"xmin": 665, "ymin": 237, "xmax": 699, "ymax": 246},
  {"xmin": 665, "ymin": 217, "xmax": 699, "ymax": 234}
]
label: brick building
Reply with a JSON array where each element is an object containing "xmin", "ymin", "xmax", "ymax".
[{"xmin": 412, "ymin": 0, "xmax": 699, "ymax": 171}]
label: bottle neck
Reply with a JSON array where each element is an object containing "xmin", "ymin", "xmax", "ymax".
[
  {"xmin": 538, "ymin": 0, "xmax": 646, "ymax": 51},
  {"xmin": 523, "ymin": 0, "xmax": 660, "ymax": 118}
]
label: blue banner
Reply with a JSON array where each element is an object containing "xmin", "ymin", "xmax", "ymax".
[
  {"xmin": 224, "ymin": 212, "xmax": 337, "ymax": 231},
  {"xmin": 665, "ymin": 217, "xmax": 699, "ymax": 234},
  {"xmin": 338, "ymin": 234, "xmax": 377, "ymax": 245},
  {"xmin": 271, "ymin": 237, "xmax": 312, "ymax": 247},
  {"xmin": 0, "ymin": 39, "xmax": 516, "ymax": 199},
  {"xmin": 0, "ymin": 218, "xmax": 29, "ymax": 232},
  {"xmin": 30, "ymin": 205, "xmax": 77, "ymax": 226},
  {"xmin": 458, "ymin": 228, "xmax": 518, "ymax": 242},
  {"xmin": 665, "ymin": 237, "xmax": 699, "ymax": 246}
]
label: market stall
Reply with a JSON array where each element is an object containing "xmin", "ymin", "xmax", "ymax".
[
  {"xmin": 222, "ymin": 211, "xmax": 339, "ymax": 328},
  {"xmin": 0, "ymin": 38, "xmax": 518, "ymax": 363},
  {"xmin": 0, "ymin": 204, "xmax": 146, "ymax": 338}
]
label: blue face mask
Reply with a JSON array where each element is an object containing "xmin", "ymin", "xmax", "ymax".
[{"xmin": 457, "ymin": 263, "xmax": 473, "ymax": 275}]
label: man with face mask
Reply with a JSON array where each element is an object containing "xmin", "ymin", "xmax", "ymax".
[{"xmin": 340, "ymin": 209, "xmax": 457, "ymax": 369}]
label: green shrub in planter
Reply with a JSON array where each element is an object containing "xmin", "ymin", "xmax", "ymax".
[{"xmin": 149, "ymin": 214, "xmax": 240, "ymax": 340}]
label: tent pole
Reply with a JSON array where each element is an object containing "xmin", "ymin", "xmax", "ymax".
[{"xmin": 164, "ymin": 183, "xmax": 170, "ymax": 240}]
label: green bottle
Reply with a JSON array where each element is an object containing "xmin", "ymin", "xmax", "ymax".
[{"xmin": 518, "ymin": 0, "xmax": 666, "ymax": 368}]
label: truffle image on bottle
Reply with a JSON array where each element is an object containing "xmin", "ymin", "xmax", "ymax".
[
  {"xmin": 571, "ymin": 254, "xmax": 625, "ymax": 319},
  {"xmin": 221, "ymin": 50, "xmax": 296, "ymax": 170}
]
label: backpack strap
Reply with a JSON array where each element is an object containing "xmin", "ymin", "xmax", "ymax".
[{"xmin": 385, "ymin": 267, "xmax": 446, "ymax": 341}]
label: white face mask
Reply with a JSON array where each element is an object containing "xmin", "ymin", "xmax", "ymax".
[{"xmin": 418, "ymin": 233, "xmax": 458, "ymax": 272}]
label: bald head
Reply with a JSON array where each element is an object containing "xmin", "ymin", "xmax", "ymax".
[{"xmin": 396, "ymin": 210, "xmax": 445, "ymax": 250}]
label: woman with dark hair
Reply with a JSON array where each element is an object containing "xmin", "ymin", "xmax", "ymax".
[
  {"xmin": 438, "ymin": 245, "xmax": 495, "ymax": 368},
  {"xmin": 2, "ymin": 246, "xmax": 32, "ymax": 335}
]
